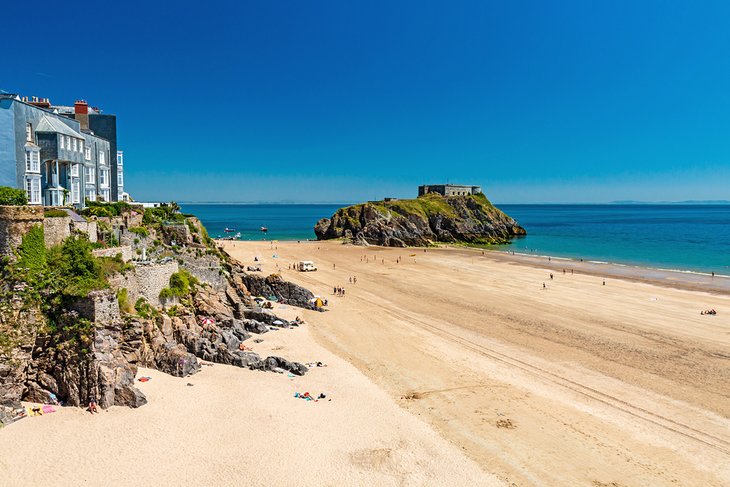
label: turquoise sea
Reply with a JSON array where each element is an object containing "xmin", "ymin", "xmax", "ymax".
[{"xmin": 181, "ymin": 203, "xmax": 730, "ymax": 276}]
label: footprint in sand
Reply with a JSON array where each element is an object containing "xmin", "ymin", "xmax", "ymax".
[
  {"xmin": 495, "ymin": 418, "xmax": 517, "ymax": 429},
  {"xmin": 350, "ymin": 448, "xmax": 393, "ymax": 469}
]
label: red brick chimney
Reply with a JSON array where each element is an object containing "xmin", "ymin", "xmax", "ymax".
[{"xmin": 74, "ymin": 100, "xmax": 89, "ymax": 114}]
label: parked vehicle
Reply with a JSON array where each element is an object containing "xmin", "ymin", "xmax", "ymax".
[{"xmin": 297, "ymin": 260, "xmax": 317, "ymax": 272}]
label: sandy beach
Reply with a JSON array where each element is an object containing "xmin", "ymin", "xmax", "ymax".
[
  {"xmin": 2, "ymin": 240, "xmax": 729, "ymax": 486},
  {"xmin": 0, "ymin": 301, "xmax": 493, "ymax": 486},
  {"xmin": 219, "ymin": 240, "xmax": 730, "ymax": 486}
]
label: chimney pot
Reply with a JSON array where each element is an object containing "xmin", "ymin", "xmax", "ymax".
[{"xmin": 74, "ymin": 100, "xmax": 89, "ymax": 115}]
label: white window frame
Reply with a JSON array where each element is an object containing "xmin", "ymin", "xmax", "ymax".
[
  {"xmin": 79, "ymin": 139, "xmax": 84, "ymax": 154},
  {"xmin": 25, "ymin": 150, "xmax": 40, "ymax": 173},
  {"xmin": 99, "ymin": 150, "xmax": 106, "ymax": 165},
  {"xmin": 72, "ymin": 138, "xmax": 77, "ymax": 152},
  {"xmin": 85, "ymin": 166, "xmax": 95, "ymax": 184},
  {"xmin": 59, "ymin": 135, "xmax": 65, "ymax": 149},
  {"xmin": 85, "ymin": 146, "xmax": 91, "ymax": 160},
  {"xmin": 117, "ymin": 167, "xmax": 124, "ymax": 187},
  {"xmin": 85, "ymin": 189, "xmax": 96, "ymax": 202},
  {"xmin": 25, "ymin": 177, "xmax": 41, "ymax": 205},
  {"xmin": 100, "ymin": 188, "xmax": 110, "ymax": 202},
  {"xmin": 26, "ymin": 123, "xmax": 33, "ymax": 142},
  {"xmin": 72, "ymin": 180, "xmax": 81, "ymax": 204},
  {"xmin": 70, "ymin": 164, "xmax": 79, "ymax": 177},
  {"xmin": 99, "ymin": 168, "xmax": 109, "ymax": 187}
]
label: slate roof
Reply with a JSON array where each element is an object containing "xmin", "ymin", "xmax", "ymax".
[{"xmin": 35, "ymin": 115, "xmax": 83, "ymax": 138}]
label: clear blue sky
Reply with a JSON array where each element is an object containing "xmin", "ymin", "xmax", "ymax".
[{"xmin": 3, "ymin": 1, "xmax": 730, "ymax": 203}]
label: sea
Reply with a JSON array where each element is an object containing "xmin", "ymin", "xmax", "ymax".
[{"xmin": 180, "ymin": 203, "xmax": 730, "ymax": 276}]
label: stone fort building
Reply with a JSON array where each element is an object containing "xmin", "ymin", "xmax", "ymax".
[
  {"xmin": 418, "ymin": 184, "xmax": 482, "ymax": 197},
  {"xmin": 0, "ymin": 93, "xmax": 127, "ymax": 208}
]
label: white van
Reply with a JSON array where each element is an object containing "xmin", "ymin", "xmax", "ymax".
[{"xmin": 297, "ymin": 261, "xmax": 317, "ymax": 272}]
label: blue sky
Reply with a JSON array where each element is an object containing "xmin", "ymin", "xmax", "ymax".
[{"xmin": 3, "ymin": 1, "xmax": 730, "ymax": 203}]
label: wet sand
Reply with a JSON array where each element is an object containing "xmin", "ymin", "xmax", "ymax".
[{"xmin": 221, "ymin": 240, "xmax": 730, "ymax": 486}]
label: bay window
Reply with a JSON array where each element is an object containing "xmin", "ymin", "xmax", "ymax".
[
  {"xmin": 25, "ymin": 150, "xmax": 40, "ymax": 173},
  {"xmin": 25, "ymin": 178, "xmax": 41, "ymax": 204}
]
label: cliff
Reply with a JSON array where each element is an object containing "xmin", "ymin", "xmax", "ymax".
[
  {"xmin": 314, "ymin": 193, "xmax": 526, "ymax": 247},
  {"xmin": 0, "ymin": 204, "xmax": 316, "ymax": 425}
]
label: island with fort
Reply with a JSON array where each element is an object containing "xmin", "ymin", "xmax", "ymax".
[{"xmin": 314, "ymin": 184, "xmax": 526, "ymax": 247}]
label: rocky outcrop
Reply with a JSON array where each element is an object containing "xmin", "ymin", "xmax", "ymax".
[
  {"xmin": 238, "ymin": 272, "xmax": 315, "ymax": 308},
  {"xmin": 314, "ymin": 193, "xmax": 526, "ymax": 247},
  {"xmin": 23, "ymin": 317, "xmax": 146, "ymax": 410}
]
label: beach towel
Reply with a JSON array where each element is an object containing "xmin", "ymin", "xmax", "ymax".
[{"xmin": 42, "ymin": 405, "xmax": 56, "ymax": 414}]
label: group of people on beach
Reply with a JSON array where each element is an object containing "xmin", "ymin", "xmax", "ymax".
[
  {"xmin": 333, "ymin": 286, "xmax": 346, "ymax": 297},
  {"xmin": 700, "ymin": 309, "xmax": 717, "ymax": 315}
]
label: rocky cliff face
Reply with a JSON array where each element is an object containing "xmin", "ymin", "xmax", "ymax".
[
  {"xmin": 0, "ymin": 214, "xmax": 316, "ymax": 425},
  {"xmin": 314, "ymin": 193, "xmax": 526, "ymax": 247}
]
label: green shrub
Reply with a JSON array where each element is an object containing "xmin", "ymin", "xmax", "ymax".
[
  {"xmin": 0, "ymin": 186, "xmax": 28, "ymax": 206},
  {"xmin": 80, "ymin": 201, "xmax": 132, "ymax": 217},
  {"xmin": 44, "ymin": 209, "xmax": 69, "ymax": 218},
  {"xmin": 134, "ymin": 298, "xmax": 157, "ymax": 318},
  {"xmin": 129, "ymin": 226, "xmax": 149, "ymax": 237},
  {"xmin": 15, "ymin": 225, "xmax": 46, "ymax": 280},
  {"xmin": 167, "ymin": 269, "xmax": 198, "ymax": 297},
  {"xmin": 46, "ymin": 235, "xmax": 107, "ymax": 297},
  {"xmin": 143, "ymin": 206, "xmax": 185, "ymax": 225},
  {"xmin": 117, "ymin": 288, "xmax": 134, "ymax": 314}
]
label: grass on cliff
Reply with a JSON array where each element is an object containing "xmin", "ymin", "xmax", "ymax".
[{"xmin": 351, "ymin": 192, "xmax": 495, "ymax": 219}]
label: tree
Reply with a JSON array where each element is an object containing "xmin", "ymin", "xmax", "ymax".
[{"xmin": 0, "ymin": 186, "xmax": 28, "ymax": 206}]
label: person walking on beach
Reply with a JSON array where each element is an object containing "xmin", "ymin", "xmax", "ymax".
[
  {"xmin": 353, "ymin": 276, "xmax": 357, "ymax": 284},
  {"xmin": 543, "ymin": 282, "xmax": 546, "ymax": 289},
  {"xmin": 349, "ymin": 277, "xmax": 352, "ymax": 284},
  {"xmin": 550, "ymin": 273, "xmax": 553, "ymax": 280},
  {"xmin": 603, "ymin": 279, "xmax": 606, "ymax": 286}
]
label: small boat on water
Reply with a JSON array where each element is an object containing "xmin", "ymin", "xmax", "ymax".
[
  {"xmin": 224, "ymin": 227, "xmax": 236, "ymax": 233},
  {"xmin": 260, "ymin": 226, "xmax": 268, "ymax": 233}
]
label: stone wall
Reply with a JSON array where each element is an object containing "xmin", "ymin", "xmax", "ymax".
[
  {"xmin": 92, "ymin": 245, "xmax": 133, "ymax": 262},
  {"xmin": 0, "ymin": 205, "xmax": 44, "ymax": 256},
  {"xmin": 71, "ymin": 289, "xmax": 121, "ymax": 323},
  {"xmin": 43, "ymin": 216, "xmax": 71, "ymax": 247},
  {"xmin": 71, "ymin": 220, "xmax": 97, "ymax": 242},
  {"xmin": 161, "ymin": 224, "xmax": 192, "ymax": 246},
  {"xmin": 177, "ymin": 251, "xmax": 227, "ymax": 290},
  {"xmin": 109, "ymin": 261, "xmax": 179, "ymax": 308}
]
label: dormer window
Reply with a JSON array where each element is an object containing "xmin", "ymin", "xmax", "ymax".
[
  {"xmin": 60, "ymin": 135, "xmax": 65, "ymax": 149},
  {"xmin": 84, "ymin": 146, "xmax": 91, "ymax": 160},
  {"xmin": 79, "ymin": 140, "xmax": 84, "ymax": 153},
  {"xmin": 99, "ymin": 150, "xmax": 106, "ymax": 165},
  {"xmin": 72, "ymin": 138, "xmax": 78, "ymax": 152},
  {"xmin": 26, "ymin": 123, "xmax": 33, "ymax": 142}
]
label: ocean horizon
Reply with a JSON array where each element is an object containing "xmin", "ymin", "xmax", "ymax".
[{"xmin": 181, "ymin": 203, "xmax": 730, "ymax": 276}]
